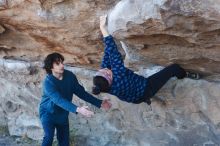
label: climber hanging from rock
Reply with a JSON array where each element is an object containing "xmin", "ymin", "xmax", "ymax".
[{"xmin": 92, "ymin": 15, "xmax": 200, "ymax": 106}]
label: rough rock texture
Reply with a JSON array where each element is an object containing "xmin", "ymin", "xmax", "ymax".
[
  {"xmin": 70, "ymin": 66, "xmax": 220, "ymax": 146},
  {"xmin": 0, "ymin": 0, "xmax": 119, "ymax": 66},
  {"xmin": 0, "ymin": 0, "xmax": 219, "ymax": 73},
  {"xmin": 0, "ymin": 59, "xmax": 43, "ymax": 140},
  {"xmin": 108, "ymin": 0, "xmax": 220, "ymax": 74},
  {"xmin": 0, "ymin": 0, "xmax": 220, "ymax": 146},
  {"xmin": 0, "ymin": 60, "xmax": 220, "ymax": 146}
]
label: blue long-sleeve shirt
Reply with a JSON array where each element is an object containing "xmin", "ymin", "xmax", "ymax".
[
  {"xmin": 101, "ymin": 35, "xmax": 148, "ymax": 103},
  {"xmin": 39, "ymin": 70, "xmax": 102, "ymax": 123}
]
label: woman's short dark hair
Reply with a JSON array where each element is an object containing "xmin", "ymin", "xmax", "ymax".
[
  {"xmin": 92, "ymin": 76, "xmax": 110, "ymax": 95},
  {"xmin": 43, "ymin": 52, "xmax": 64, "ymax": 74}
]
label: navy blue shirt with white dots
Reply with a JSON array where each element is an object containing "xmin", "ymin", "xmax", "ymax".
[{"xmin": 101, "ymin": 35, "xmax": 148, "ymax": 103}]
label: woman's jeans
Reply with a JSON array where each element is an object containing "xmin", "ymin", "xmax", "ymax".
[{"xmin": 134, "ymin": 64, "xmax": 186, "ymax": 104}]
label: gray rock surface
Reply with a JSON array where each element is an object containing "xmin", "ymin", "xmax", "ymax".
[{"xmin": 0, "ymin": 0, "xmax": 220, "ymax": 146}]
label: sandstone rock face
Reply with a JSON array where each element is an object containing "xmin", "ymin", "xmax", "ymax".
[
  {"xmin": 70, "ymin": 66, "xmax": 220, "ymax": 146},
  {"xmin": 0, "ymin": 0, "xmax": 220, "ymax": 146},
  {"xmin": 0, "ymin": 60, "xmax": 220, "ymax": 145},
  {"xmin": 108, "ymin": 0, "xmax": 220, "ymax": 74},
  {"xmin": 0, "ymin": 0, "xmax": 119, "ymax": 66},
  {"xmin": 0, "ymin": 25, "xmax": 4, "ymax": 33},
  {"xmin": 0, "ymin": 0, "xmax": 219, "ymax": 73},
  {"xmin": 0, "ymin": 59, "xmax": 43, "ymax": 140}
]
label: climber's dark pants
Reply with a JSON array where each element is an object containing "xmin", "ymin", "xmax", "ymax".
[{"xmin": 134, "ymin": 64, "xmax": 186, "ymax": 104}]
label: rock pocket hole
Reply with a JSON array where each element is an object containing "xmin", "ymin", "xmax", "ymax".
[{"xmin": 5, "ymin": 101, "xmax": 17, "ymax": 112}]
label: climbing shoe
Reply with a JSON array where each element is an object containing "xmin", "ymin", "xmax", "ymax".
[{"xmin": 186, "ymin": 71, "xmax": 200, "ymax": 80}]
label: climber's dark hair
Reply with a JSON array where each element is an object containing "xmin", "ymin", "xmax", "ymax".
[
  {"xmin": 92, "ymin": 76, "xmax": 110, "ymax": 95},
  {"xmin": 43, "ymin": 52, "xmax": 64, "ymax": 74}
]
